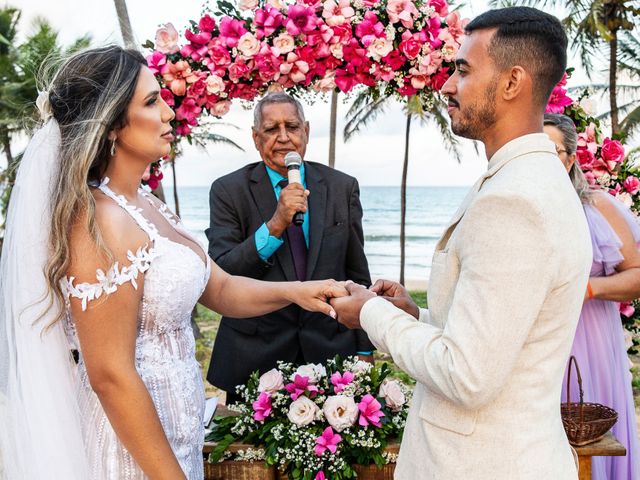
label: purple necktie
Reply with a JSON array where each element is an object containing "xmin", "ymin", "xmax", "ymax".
[{"xmin": 278, "ymin": 180, "xmax": 308, "ymax": 281}]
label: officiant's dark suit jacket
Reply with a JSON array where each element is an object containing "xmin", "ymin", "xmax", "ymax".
[{"xmin": 205, "ymin": 160, "xmax": 374, "ymax": 394}]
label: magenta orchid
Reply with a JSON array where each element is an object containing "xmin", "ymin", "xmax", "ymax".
[
  {"xmin": 252, "ymin": 392, "xmax": 273, "ymax": 422},
  {"xmin": 330, "ymin": 371, "xmax": 354, "ymax": 393},
  {"xmin": 285, "ymin": 374, "xmax": 319, "ymax": 400},
  {"xmin": 358, "ymin": 394, "xmax": 385, "ymax": 427},
  {"xmin": 314, "ymin": 426, "xmax": 342, "ymax": 456}
]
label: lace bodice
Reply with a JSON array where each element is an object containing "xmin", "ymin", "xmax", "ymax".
[{"xmin": 62, "ymin": 178, "xmax": 210, "ymax": 479}]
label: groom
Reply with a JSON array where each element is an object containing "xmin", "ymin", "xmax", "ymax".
[{"xmin": 331, "ymin": 7, "xmax": 591, "ymax": 480}]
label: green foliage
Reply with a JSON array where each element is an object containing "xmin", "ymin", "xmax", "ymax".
[{"xmin": 0, "ymin": 7, "xmax": 91, "ymax": 238}]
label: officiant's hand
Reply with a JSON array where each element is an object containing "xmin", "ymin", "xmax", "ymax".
[
  {"xmin": 370, "ymin": 279, "xmax": 420, "ymax": 320},
  {"xmin": 330, "ymin": 281, "xmax": 376, "ymax": 329},
  {"xmin": 267, "ymin": 183, "xmax": 309, "ymax": 238},
  {"xmin": 291, "ymin": 279, "xmax": 348, "ymax": 318}
]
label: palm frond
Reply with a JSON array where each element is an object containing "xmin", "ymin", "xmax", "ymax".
[
  {"xmin": 191, "ymin": 133, "xmax": 244, "ymax": 152},
  {"xmin": 619, "ymin": 104, "xmax": 640, "ymax": 138},
  {"xmin": 343, "ymin": 93, "xmax": 390, "ymax": 142}
]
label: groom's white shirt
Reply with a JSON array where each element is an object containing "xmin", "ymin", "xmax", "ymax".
[{"xmin": 361, "ymin": 134, "xmax": 591, "ymax": 480}]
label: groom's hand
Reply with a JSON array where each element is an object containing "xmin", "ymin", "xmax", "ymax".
[
  {"xmin": 370, "ymin": 279, "xmax": 420, "ymax": 320},
  {"xmin": 330, "ymin": 281, "xmax": 376, "ymax": 329}
]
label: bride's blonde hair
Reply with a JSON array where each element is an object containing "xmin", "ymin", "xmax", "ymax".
[{"xmin": 41, "ymin": 45, "xmax": 146, "ymax": 325}]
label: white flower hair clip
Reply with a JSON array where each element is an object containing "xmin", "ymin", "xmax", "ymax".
[{"xmin": 36, "ymin": 90, "xmax": 53, "ymax": 122}]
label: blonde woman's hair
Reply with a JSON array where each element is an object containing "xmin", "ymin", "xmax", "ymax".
[{"xmin": 42, "ymin": 45, "xmax": 146, "ymax": 325}]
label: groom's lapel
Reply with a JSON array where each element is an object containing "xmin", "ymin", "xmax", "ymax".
[
  {"xmin": 249, "ymin": 164, "xmax": 297, "ymax": 281},
  {"xmin": 305, "ymin": 163, "xmax": 327, "ymax": 280},
  {"xmin": 434, "ymin": 153, "xmax": 520, "ymax": 251}
]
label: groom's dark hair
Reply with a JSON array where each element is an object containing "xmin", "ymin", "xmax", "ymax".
[{"xmin": 465, "ymin": 7, "xmax": 567, "ymax": 108}]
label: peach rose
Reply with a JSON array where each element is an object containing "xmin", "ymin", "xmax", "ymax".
[
  {"xmin": 238, "ymin": 0, "xmax": 259, "ymax": 11},
  {"xmin": 205, "ymin": 75, "xmax": 226, "ymax": 94},
  {"xmin": 367, "ymin": 38, "xmax": 393, "ymax": 61},
  {"xmin": 211, "ymin": 100, "xmax": 231, "ymax": 117},
  {"xmin": 238, "ymin": 32, "xmax": 261, "ymax": 57},
  {"xmin": 273, "ymin": 33, "xmax": 296, "ymax": 55}
]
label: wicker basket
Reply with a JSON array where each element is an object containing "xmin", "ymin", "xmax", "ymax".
[
  {"xmin": 561, "ymin": 355, "xmax": 618, "ymax": 446},
  {"xmin": 277, "ymin": 464, "xmax": 396, "ymax": 480}
]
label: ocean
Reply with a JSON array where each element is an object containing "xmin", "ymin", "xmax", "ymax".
[{"xmin": 166, "ymin": 185, "xmax": 470, "ymax": 283}]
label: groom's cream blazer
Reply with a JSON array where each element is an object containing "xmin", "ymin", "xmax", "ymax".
[{"xmin": 361, "ymin": 134, "xmax": 592, "ymax": 479}]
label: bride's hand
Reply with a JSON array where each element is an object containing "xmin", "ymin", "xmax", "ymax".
[{"xmin": 290, "ymin": 280, "xmax": 349, "ymax": 318}]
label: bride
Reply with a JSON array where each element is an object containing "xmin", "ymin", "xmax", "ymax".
[{"xmin": 0, "ymin": 45, "xmax": 346, "ymax": 479}]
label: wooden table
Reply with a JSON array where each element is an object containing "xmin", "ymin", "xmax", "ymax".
[
  {"xmin": 205, "ymin": 406, "xmax": 626, "ymax": 480},
  {"xmin": 573, "ymin": 432, "xmax": 626, "ymax": 480}
]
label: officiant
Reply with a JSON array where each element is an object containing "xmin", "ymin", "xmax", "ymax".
[{"xmin": 205, "ymin": 93, "xmax": 374, "ymax": 404}]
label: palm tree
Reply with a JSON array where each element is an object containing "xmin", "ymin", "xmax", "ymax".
[
  {"xmin": 0, "ymin": 9, "xmax": 90, "ymax": 240},
  {"xmin": 344, "ymin": 92, "xmax": 461, "ymax": 285},
  {"xmin": 489, "ymin": 0, "xmax": 640, "ymax": 137},
  {"xmin": 113, "ymin": 0, "xmax": 136, "ymax": 49}
]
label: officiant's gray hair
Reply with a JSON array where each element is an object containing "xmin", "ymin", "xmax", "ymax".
[{"xmin": 253, "ymin": 93, "xmax": 306, "ymax": 127}]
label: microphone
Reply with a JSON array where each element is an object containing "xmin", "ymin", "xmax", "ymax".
[{"xmin": 284, "ymin": 151, "xmax": 305, "ymax": 226}]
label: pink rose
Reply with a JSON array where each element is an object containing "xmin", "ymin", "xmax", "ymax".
[
  {"xmin": 199, "ymin": 14, "xmax": 216, "ymax": 32},
  {"xmin": 218, "ymin": 17, "xmax": 248, "ymax": 48},
  {"xmin": 576, "ymin": 148, "xmax": 595, "ymax": 170},
  {"xmin": 429, "ymin": 0, "xmax": 448, "ymax": 16},
  {"xmin": 237, "ymin": 32, "xmax": 261, "ymax": 57},
  {"xmin": 286, "ymin": 5, "xmax": 317, "ymax": 36},
  {"xmin": 378, "ymin": 379, "xmax": 406, "ymax": 411},
  {"xmin": 258, "ymin": 368, "xmax": 285, "ymax": 393},
  {"xmin": 155, "ymin": 23, "xmax": 179, "ymax": 54},
  {"xmin": 146, "ymin": 51, "xmax": 167, "ymax": 75},
  {"xmin": 620, "ymin": 302, "xmax": 635, "ymax": 318},
  {"xmin": 386, "ymin": 0, "xmax": 419, "ymax": 29},
  {"xmin": 228, "ymin": 60, "xmax": 251, "ymax": 83},
  {"xmin": 322, "ymin": 0, "xmax": 355, "ymax": 27},
  {"xmin": 160, "ymin": 88, "xmax": 174, "ymax": 107},
  {"xmin": 210, "ymin": 100, "xmax": 231, "ymax": 117},
  {"xmin": 254, "ymin": 6, "xmax": 283, "ymax": 39},
  {"xmin": 623, "ymin": 176, "xmax": 640, "ymax": 195},
  {"xmin": 399, "ymin": 36, "xmax": 422, "ymax": 60},
  {"xmin": 600, "ymin": 138, "xmax": 625, "ymax": 164},
  {"xmin": 175, "ymin": 97, "xmax": 201, "ymax": 125}
]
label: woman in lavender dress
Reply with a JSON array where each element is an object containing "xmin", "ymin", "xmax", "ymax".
[{"xmin": 545, "ymin": 113, "xmax": 640, "ymax": 480}]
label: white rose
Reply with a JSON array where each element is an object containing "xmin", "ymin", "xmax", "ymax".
[
  {"xmin": 379, "ymin": 379, "xmax": 406, "ymax": 411},
  {"xmin": 237, "ymin": 33, "xmax": 261, "ymax": 57},
  {"xmin": 258, "ymin": 368, "xmax": 284, "ymax": 394},
  {"xmin": 155, "ymin": 23, "xmax": 179, "ymax": 54},
  {"xmin": 205, "ymin": 75, "xmax": 225, "ymax": 94},
  {"xmin": 287, "ymin": 396, "xmax": 320, "ymax": 426},
  {"xmin": 238, "ymin": 0, "xmax": 259, "ymax": 11},
  {"xmin": 293, "ymin": 364, "xmax": 326, "ymax": 384},
  {"xmin": 273, "ymin": 33, "xmax": 296, "ymax": 55},
  {"xmin": 367, "ymin": 38, "xmax": 393, "ymax": 61},
  {"xmin": 323, "ymin": 395, "xmax": 358, "ymax": 432},
  {"xmin": 351, "ymin": 360, "xmax": 372, "ymax": 374}
]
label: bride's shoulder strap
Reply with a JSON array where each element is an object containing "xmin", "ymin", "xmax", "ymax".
[{"xmin": 61, "ymin": 184, "xmax": 159, "ymax": 311}]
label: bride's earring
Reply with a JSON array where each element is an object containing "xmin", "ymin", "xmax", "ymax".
[{"xmin": 110, "ymin": 138, "xmax": 117, "ymax": 156}]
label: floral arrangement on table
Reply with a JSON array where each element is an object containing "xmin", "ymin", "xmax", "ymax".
[
  {"xmin": 208, "ymin": 355, "xmax": 412, "ymax": 479},
  {"xmin": 547, "ymin": 69, "xmax": 640, "ymax": 353},
  {"xmin": 142, "ymin": 0, "xmax": 465, "ymax": 183}
]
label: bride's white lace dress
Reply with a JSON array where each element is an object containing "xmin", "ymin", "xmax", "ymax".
[{"xmin": 61, "ymin": 179, "xmax": 210, "ymax": 479}]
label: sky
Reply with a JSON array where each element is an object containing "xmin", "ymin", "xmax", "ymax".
[{"xmin": 16, "ymin": 0, "xmax": 603, "ymax": 187}]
